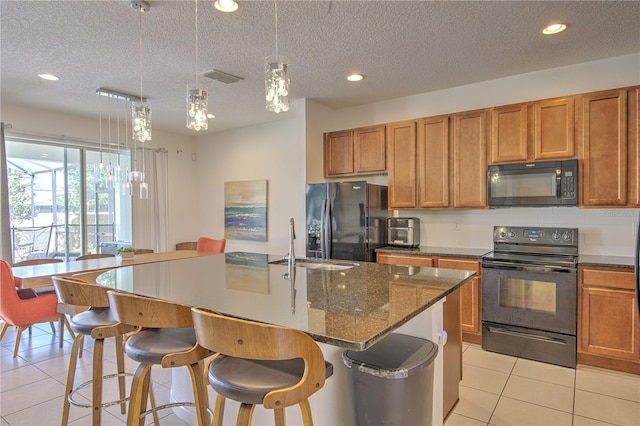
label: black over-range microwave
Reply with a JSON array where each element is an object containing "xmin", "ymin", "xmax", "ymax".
[{"xmin": 487, "ymin": 159, "xmax": 578, "ymax": 207}]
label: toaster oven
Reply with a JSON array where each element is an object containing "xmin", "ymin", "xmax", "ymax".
[{"xmin": 387, "ymin": 217, "xmax": 420, "ymax": 248}]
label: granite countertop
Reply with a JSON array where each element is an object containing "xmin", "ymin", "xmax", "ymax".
[
  {"xmin": 578, "ymin": 254, "xmax": 635, "ymax": 269},
  {"xmin": 378, "ymin": 245, "xmax": 637, "ymax": 269},
  {"xmin": 377, "ymin": 245, "xmax": 491, "ymax": 259},
  {"xmin": 96, "ymin": 252, "xmax": 475, "ymax": 350}
]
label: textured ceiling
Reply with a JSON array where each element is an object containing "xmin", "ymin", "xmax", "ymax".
[{"xmin": 1, "ymin": 0, "xmax": 639, "ymax": 137}]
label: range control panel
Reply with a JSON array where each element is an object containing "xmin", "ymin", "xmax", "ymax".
[{"xmin": 493, "ymin": 226, "xmax": 578, "ymax": 247}]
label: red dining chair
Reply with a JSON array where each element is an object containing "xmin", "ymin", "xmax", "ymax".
[
  {"xmin": 0, "ymin": 259, "xmax": 61, "ymax": 357},
  {"xmin": 197, "ymin": 237, "xmax": 226, "ymax": 254}
]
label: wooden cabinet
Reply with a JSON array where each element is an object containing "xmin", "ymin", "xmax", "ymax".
[
  {"xmin": 490, "ymin": 104, "xmax": 528, "ymax": 163},
  {"xmin": 354, "ymin": 125, "xmax": 387, "ymax": 174},
  {"xmin": 452, "ymin": 110, "xmax": 488, "ymax": 208},
  {"xmin": 628, "ymin": 88, "xmax": 640, "ymax": 206},
  {"xmin": 387, "ymin": 121, "xmax": 417, "ymax": 208},
  {"xmin": 490, "ymin": 98, "xmax": 575, "ymax": 164},
  {"xmin": 535, "ymin": 97, "xmax": 576, "ymax": 160},
  {"xmin": 324, "ymin": 130, "xmax": 353, "ymax": 176},
  {"xmin": 437, "ymin": 258, "xmax": 482, "ymax": 344},
  {"xmin": 417, "ymin": 115, "xmax": 450, "ymax": 208},
  {"xmin": 324, "ymin": 125, "xmax": 386, "ymax": 177},
  {"xmin": 377, "ymin": 253, "xmax": 482, "ymax": 344},
  {"xmin": 578, "ymin": 267, "xmax": 640, "ymax": 374},
  {"xmin": 580, "ymin": 89, "xmax": 628, "ymax": 206}
]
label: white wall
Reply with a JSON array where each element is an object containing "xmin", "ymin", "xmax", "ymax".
[
  {"xmin": 194, "ymin": 103, "xmax": 305, "ymax": 255},
  {"xmin": 1, "ymin": 103, "xmax": 199, "ymax": 249},
  {"xmin": 306, "ymin": 53, "xmax": 640, "ymax": 256}
]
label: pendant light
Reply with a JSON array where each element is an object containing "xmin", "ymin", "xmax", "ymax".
[
  {"xmin": 265, "ymin": 0, "xmax": 289, "ymax": 113},
  {"xmin": 186, "ymin": 0, "xmax": 208, "ymax": 131},
  {"xmin": 131, "ymin": 0, "xmax": 151, "ymax": 144}
]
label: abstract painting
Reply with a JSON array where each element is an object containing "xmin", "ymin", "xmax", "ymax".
[{"xmin": 224, "ymin": 179, "xmax": 268, "ymax": 241}]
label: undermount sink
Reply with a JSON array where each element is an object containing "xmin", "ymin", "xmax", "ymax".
[{"xmin": 269, "ymin": 258, "xmax": 359, "ymax": 271}]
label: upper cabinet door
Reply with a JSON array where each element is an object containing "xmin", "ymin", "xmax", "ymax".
[
  {"xmin": 581, "ymin": 89, "xmax": 628, "ymax": 206},
  {"xmin": 387, "ymin": 121, "xmax": 417, "ymax": 209},
  {"xmin": 491, "ymin": 104, "xmax": 528, "ymax": 164},
  {"xmin": 535, "ymin": 97, "xmax": 575, "ymax": 160},
  {"xmin": 417, "ymin": 116, "xmax": 449, "ymax": 208},
  {"xmin": 453, "ymin": 110, "xmax": 487, "ymax": 208},
  {"xmin": 354, "ymin": 125, "xmax": 386, "ymax": 174},
  {"xmin": 324, "ymin": 130, "xmax": 354, "ymax": 176}
]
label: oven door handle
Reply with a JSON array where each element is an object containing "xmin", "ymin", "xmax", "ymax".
[
  {"xmin": 482, "ymin": 261, "xmax": 576, "ymax": 274},
  {"xmin": 488, "ymin": 325, "xmax": 568, "ymax": 345}
]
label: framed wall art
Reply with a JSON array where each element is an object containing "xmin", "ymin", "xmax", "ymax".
[{"xmin": 224, "ymin": 179, "xmax": 268, "ymax": 241}]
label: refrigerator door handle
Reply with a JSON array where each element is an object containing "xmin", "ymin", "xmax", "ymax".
[
  {"xmin": 320, "ymin": 199, "xmax": 327, "ymax": 258},
  {"xmin": 322, "ymin": 198, "xmax": 332, "ymax": 259}
]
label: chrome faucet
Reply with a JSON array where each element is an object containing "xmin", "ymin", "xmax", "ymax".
[
  {"xmin": 286, "ymin": 218, "xmax": 296, "ymax": 314},
  {"xmin": 287, "ymin": 217, "xmax": 296, "ymax": 268}
]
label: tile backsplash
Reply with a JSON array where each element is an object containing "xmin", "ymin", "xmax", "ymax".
[{"xmin": 396, "ymin": 207, "xmax": 639, "ymax": 257}]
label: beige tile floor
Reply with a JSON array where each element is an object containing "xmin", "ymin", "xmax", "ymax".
[{"xmin": 1, "ymin": 323, "xmax": 639, "ymax": 425}]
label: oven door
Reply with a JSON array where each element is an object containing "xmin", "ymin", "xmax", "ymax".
[{"xmin": 482, "ymin": 263, "xmax": 577, "ymax": 335}]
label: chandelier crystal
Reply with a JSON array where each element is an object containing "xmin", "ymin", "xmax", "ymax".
[
  {"xmin": 132, "ymin": 102, "xmax": 151, "ymax": 142},
  {"xmin": 187, "ymin": 84, "xmax": 209, "ymax": 131},
  {"xmin": 265, "ymin": 56, "xmax": 289, "ymax": 113},
  {"xmin": 131, "ymin": 0, "xmax": 151, "ymax": 143},
  {"xmin": 265, "ymin": 0, "xmax": 289, "ymax": 113},
  {"xmin": 186, "ymin": 0, "xmax": 208, "ymax": 131}
]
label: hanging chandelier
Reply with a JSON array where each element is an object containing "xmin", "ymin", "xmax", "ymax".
[
  {"xmin": 131, "ymin": 0, "xmax": 151, "ymax": 143},
  {"xmin": 186, "ymin": 0, "xmax": 208, "ymax": 131},
  {"xmin": 265, "ymin": 0, "xmax": 289, "ymax": 113}
]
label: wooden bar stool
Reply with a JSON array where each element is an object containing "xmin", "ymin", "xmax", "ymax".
[
  {"xmin": 52, "ymin": 276, "xmax": 137, "ymax": 426},
  {"xmin": 191, "ymin": 307, "xmax": 334, "ymax": 426},
  {"xmin": 107, "ymin": 291, "xmax": 212, "ymax": 426}
]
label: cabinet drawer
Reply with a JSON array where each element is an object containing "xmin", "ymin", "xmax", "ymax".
[
  {"xmin": 438, "ymin": 258, "xmax": 481, "ymax": 274},
  {"xmin": 377, "ymin": 253, "xmax": 435, "ymax": 267},
  {"xmin": 581, "ymin": 268, "xmax": 634, "ymax": 290}
]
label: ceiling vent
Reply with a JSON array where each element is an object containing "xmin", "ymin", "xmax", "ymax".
[{"xmin": 203, "ymin": 69, "xmax": 244, "ymax": 84}]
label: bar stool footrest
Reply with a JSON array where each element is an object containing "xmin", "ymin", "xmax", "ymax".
[
  {"xmin": 68, "ymin": 372, "xmax": 132, "ymax": 409},
  {"xmin": 139, "ymin": 402, "xmax": 213, "ymax": 426}
]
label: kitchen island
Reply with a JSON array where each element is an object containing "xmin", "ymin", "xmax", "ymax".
[{"xmin": 96, "ymin": 252, "xmax": 475, "ymax": 425}]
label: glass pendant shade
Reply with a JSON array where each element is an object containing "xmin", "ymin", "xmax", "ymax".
[
  {"xmin": 132, "ymin": 102, "xmax": 152, "ymax": 143},
  {"xmin": 186, "ymin": 84, "xmax": 209, "ymax": 131},
  {"xmin": 265, "ymin": 55, "xmax": 290, "ymax": 113}
]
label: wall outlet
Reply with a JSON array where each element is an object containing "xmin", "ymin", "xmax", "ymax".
[{"xmin": 453, "ymin": 222, "xmax": 461, "ymax": 231}]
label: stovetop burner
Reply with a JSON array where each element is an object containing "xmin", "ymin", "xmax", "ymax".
[{"xmin": 482, "ymin": 225, "xmax": 579, "ymax": 270}]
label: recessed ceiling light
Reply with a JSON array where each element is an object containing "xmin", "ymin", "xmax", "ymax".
[
  {"xmin": 38, "ymin": 73, "xmax": 59, "ymax": 81},
  {"xmin": 542, "ymin": 23, "xmax": 567, "ymax": 35},
  {"xmin": 207, "ymin": 114, "xmax": 216, "ymax": 119},
  {"xmin": 347, "ymin": 74, "xmax": 364, "ymax": 82},
  {"xmin": 214, "ymin": 0, "xmax": 238, "ymax": 12}
]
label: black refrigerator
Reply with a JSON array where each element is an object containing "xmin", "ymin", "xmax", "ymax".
[{"xmin": 305, "ymin": 181, "xmax": 388, "ymax": 262}]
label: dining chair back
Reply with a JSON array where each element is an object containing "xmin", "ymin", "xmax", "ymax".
[
  {"xmin": 176, "ymin": 241, "xmax": 198, "ymax": 251},
  {"xmin": 133, "ymin": 248, "xmax": 154, "ymax": 255},
  {"xmin": 0, "ymin": 259, "xmax": 60, "ymax": 357},
  {"xmin": 191, "ymin": 307, "xmax": 333, "ymax": 426},
  {"xmin": 12, "ymin": 257, "xmax": 75, "ymax": 348},
  {"xmin": 75, "ymin": 253, "xmax": 115, "ymax": 261},
  {"xmin": 107, "ymin": 291, "xmax": 211, "ymax": 425},
  {"xmin": 196, "ymin": 237, "xmax": 226, "ymax": 253},
  {"xmin": 52, "ymin": 276, "xmax": 135, "ymax": 425}
]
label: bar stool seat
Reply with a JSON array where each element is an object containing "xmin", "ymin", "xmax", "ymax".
[
  {"xmin": 191, "ymin": 307, "xmax": 334, "ymax": 426},
  {"xmin": 124, "ymin": 327, "xmax": 196, "ymax": 364},
  {"xmin": 52, "ymin": 276, "xmax": 137, "ymax": 426},
  {"xmin": 209, "ymin": 358, "xmax": 333, "ymax": 406}
]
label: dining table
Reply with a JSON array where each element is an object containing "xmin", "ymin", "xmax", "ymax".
[
  {"xmin": 11, "ymin": 250, "xmax": 215, "ymax": 289},
  {"xmin": 93, "ymin": 251, "xmax": 475, "ymax": 425}
]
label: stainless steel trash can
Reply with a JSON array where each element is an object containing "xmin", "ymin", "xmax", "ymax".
[{"xmin": 343, "ymin": 333, "xmax": 438, "ymax": 426}]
